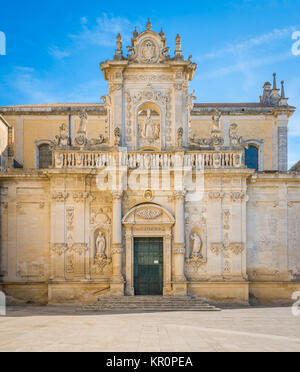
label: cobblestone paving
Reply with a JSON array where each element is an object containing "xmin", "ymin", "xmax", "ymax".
[{"xmin": 0, "ymin": 306, "xmax": 299, "ymax": 352}]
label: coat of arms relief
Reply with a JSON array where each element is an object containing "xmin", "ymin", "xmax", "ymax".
[{"xmin": 139, "ymin": 39, "xmax": 159, "ymax": 63}]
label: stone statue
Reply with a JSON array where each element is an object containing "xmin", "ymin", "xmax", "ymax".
[
  {"xmin": 55, "ymin": 124, "xmax": 69, "ymax": 147},
  {"xmin": 191, "ymin": 233, "xmax": 202, "ymax": 256},
  {"xmin": 229, "ymin": 123, "xmax": 244, "ymax": 147},
  {"xmin": 96, "ymin": 232, "xmax": 106, "ymax": 257},
  {"xmin": 177, "ymin": 127, "xmax": 184, "ymax": 149},
  {"xmin": 75, "ymin": 110, "xmax": 88, "ymax": 146},
  {"xmin": 114, "ymin": 127, "xmax": 121, "ymax": 147},
  {"xmin": 212, "ymin": 109, "xmax": 222, "ymax": 132},
  {"xmin": 140, "ymin": 109, "xmax": 160, "ymax": 143}
]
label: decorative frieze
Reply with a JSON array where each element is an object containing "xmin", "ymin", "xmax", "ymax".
[
  {"xmin": 136, "ymin": 207, "xmax": 162, "ymax": 219},
  {"xmin": 210, "ymin": 242, "xmax": 245, "ymax": 256},
  {"xmin": 209, "ymin": 192, "xmax": 226, "ymax": 200},
  {"xmin": 52, "ymin": 192, "xmax": 69, "ymax": 202}
]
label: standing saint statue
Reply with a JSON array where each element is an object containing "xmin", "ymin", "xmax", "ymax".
[
  {"xmin": 191, "ymin": 233, "xmax": 202, "ymax": 256},
  {"xmin": 96, "ymin": 232, "xmax": 106, "ymax": 257},
  {"xmin": 140, "ymin": 109, "xmax": 160, "ymax": 143}
]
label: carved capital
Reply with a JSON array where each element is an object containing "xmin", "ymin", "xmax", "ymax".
[
  {"xmin": 209, "ymin": 192, "xmax": 226, "ymax": 200},
  {"xmin": 69, "ymin": 243, "xmax": 88, "ymax": 256},
  {"xmin": 229, "ymin": 243, "xmax": 245, "ymax": 255},
  {"xmin": 51, "ymin": 243, "xmax": 68, "ymax": 256},
  {"xmin": 73, "ymin": 192, "xmax": 92, "ymax": 203},
  {"xmin": 52, "ymin": 191, "xmax": 69, "ymax": 202},
  {"xmin": 230, "ymin": 192, "xmax": 248, "ymax": 202},
  {"xmin": 112, "ymin": 190, "xmax": 123, "ymax": 200},
  {"xmin": 173, "ymin": 190, "xmax": 186, "ymax": 200}
]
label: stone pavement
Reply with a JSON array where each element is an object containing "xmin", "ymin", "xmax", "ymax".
[{"xmin": 0, "ymin": 306, "xmax": 300, "ymax": 352}]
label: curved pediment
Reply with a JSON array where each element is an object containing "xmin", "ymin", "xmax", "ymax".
[{"xmin": 122, "ymin": 203, "xmax": 175, "ymax": 225}]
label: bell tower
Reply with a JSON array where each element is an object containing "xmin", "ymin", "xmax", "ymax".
[{"xmin": 100, "ymin": 19, "xmax": 197, "ymax": 151}]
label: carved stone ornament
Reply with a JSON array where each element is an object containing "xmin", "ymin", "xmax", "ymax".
[
  {"xmin": 111, "ymin": 247, "xmax": 123, "ymax": 255},
  {"xmin": 69, "ymin": 243, "xmax": 88, "ymax": 256},
  {"xmin": 94, "ymin": 255, "xmax": 112, "ymax": 274},
  {"xmin": 139, "ymin": 38, "xmax": 159, "ymax": 64},
  {"xmin": 114, "ymin": 127, "xmax": 121, "ymax": 147},
  {"xmin": 52, "ymin": 192, "xmax": 69, "ymax": 202},
  {"xmin": 55, "ymin": 124, "xmax": 70, "ymax": 147},
  {"xmin": 75, "ymin": 110, "xmax": 88, "ymax": 146},
  {"xmin": 136, "ymin": 207, "xmax": 162, "ymax": 220},
  {"xmin": 210, "ymin": 242, "xmax": 245, "ymax": 256},
  {"xmin": 51, "ymin": 244, "xmax": 68, "ymax": 256},
  {"xmin": 230, "ymin": 192, "xmax": 248, "ymax": 202},
  {"xmin": 187, "ymin": 255, "xmax": 207, "ymax": 272},
  {"xmin": 173, "ymin": 247, "xmax": 186, "ymax": 255},
  {"xmin": 73, "ymin": 192, "xmax": 92, "ymax": 203},
  {"xmin": 208, "ymin": 192, "xmax": 226, "ymax": 200}
]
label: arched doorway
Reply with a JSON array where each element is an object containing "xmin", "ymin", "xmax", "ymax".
[{"xmin": 122, "ymin": 203, "xmax": 175, "ymax": 296}]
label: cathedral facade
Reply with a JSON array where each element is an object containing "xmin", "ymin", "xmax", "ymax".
[{"xmin": 0, "ymin": 20, "xmax": 299, "ymax": 305}]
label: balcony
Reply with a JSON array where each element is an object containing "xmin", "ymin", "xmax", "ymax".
[{"xmin": 52, "ymin": 149, "xmax": 245, "ymax": 170}]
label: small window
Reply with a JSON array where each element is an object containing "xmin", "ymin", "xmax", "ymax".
[
  {"xmin": 245, "ymin": 145, "xmax": 259, "ymax": 171},
  {"xmin": 38, "ymin": 144, "xmax": 52, "ymax": 169}
]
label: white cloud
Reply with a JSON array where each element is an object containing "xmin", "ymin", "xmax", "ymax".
[
  {"xmin": 196, "ymin": 26, "xmax": 296, "ymax": 62},
  {"xmin": 198, "ymin": 52, "xmax": 292, "ymax": 79},
  {"xmin": 1, "ymin": 66, "xmax": 105, "ymax": 104},
  {"xmin": 48, "ymin": 46, "xmax": 70, "ymax": 59},
  {"xmin": 48, "ymin": 13, "xmax": 139, "ymax": 59}
]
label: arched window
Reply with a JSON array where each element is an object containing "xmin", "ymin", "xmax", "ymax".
[
  {"xmin": 245, "ymin": 145, "xmax": 259, "ymax": 171},
  {"xmin": 38, "ymin": 144, "xmax": 52, "ymax": 169}
]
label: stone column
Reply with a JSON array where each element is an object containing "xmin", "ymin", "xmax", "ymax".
[
  {"xmin": 278, "ymin": 115, "xmax": 288, "ymax": 172},
  {"xmin": 110, "ymin": 190, "xmax": 124, "ymax": 295},
  {"xmin": 173, "ymin": 191, "xmax": 187, "ymax": 296}
]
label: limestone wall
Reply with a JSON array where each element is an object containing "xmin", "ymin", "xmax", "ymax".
[
  {"xmin": 3, "ymin": 115, "xmax": 107, "ymax": 168},
  {"xmin": 0, "ymin": 171, "xmax": 299, "ymax": 305},
  {"xmin": 247, "ymin": 175, "xmax": 300, "ymax": 282},
  {"xmin": 191, "ymin": 115, "xmax": 276, "ymax": 170},
  {"xmin": 0, "ymin": 116, "xmax": 9, "ymax": 170}
]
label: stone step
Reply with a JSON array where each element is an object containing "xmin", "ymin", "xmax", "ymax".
[{"xmin": 82, "ymin": 296, "xmax": 221, "ymax": 312}]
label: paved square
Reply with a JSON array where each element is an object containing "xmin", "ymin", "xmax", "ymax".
[{"xmin": 0, "ymin": 306, "xmax": 300, "ymax": 352}]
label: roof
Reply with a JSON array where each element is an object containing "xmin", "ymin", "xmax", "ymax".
[{"xmin": 0, "ymin": 101, "xmax": 295, "ymax": 116}]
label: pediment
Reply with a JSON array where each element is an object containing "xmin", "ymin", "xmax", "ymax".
[{"xmin": 122, "ymin": 203, "xmax": 175, "ymax": 225}]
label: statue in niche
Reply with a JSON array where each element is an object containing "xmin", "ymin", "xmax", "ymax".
[
  {"xmin": 114, "ymin": 127, "xmax": 121, "ymax": 147},
  {"xmin": 95, "ymin": 232, "xmax": 106, "ymax": 258},
  {"xmin": 140, "ymin": 109, "xmax": 160, "ymax": 143},
  {"xmin": 177, "ymin": 127, "xmax": 184, "ymax": 149},
  {"xmin": 191, "ymin": 233, "xmax": 203, "ymax": 257}
]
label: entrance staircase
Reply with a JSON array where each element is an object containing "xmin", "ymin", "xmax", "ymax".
[{"xmin": 82, "ymin": 296, "xmax": 221, "ymax": 312}]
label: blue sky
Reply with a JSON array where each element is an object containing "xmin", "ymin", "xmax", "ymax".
[{"xmin": 0, "ymin": 0, "xmax": 299, "ymax": 167}]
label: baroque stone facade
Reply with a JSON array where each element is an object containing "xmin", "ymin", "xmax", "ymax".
[{"xmin": 0, "ymin": 20, "xmax": 299, "ymax": 305}]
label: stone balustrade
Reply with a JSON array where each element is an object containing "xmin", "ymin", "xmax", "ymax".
[{"xmin": 52, "ymin": 149, "xmax": 245, "ymax": 170}]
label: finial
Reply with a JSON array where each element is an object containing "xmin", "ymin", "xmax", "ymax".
[
  {"xmin": 273, "ymin": 73, "xmax": 277, "ymax": 90},
  {"xmin": 281, "ymin": 81, "xmax": 285, "ymax": 98},
  {"xmin": 176, "ymin": 34, "xmax": 181, "ymax": 50},
  {"xmin": 114, "ymin": 33, "xmax": 123, "ymax": 60},
  {"xmin": 159, "ymin": 27, "xmax": 165, "ymax": 39},
  {"xmin": 146, "ymin": 18, "xmax": 152, "ymax": 31},
  {"xmin": 133, "ymin": 27, "xmax": 138, "ymax": 39}
]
